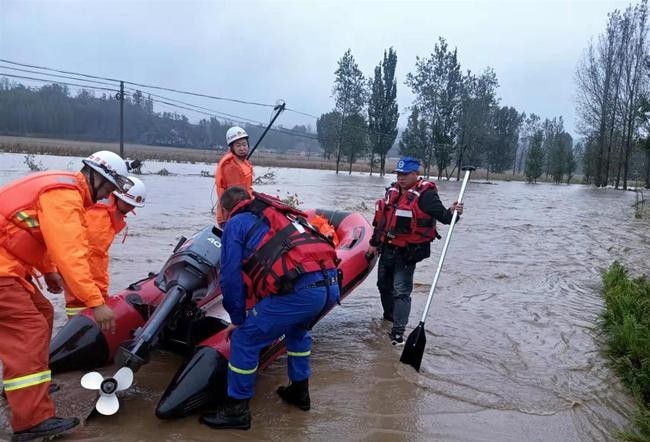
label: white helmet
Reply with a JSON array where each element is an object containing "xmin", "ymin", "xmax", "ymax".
[
  {"xmin": 226, "ymin": 126, "xmax": 248, "ymax": 146},
  {"xmin": 113, "ymin": 176, "xmax": 146, "ymax": 208},
  {"xmin": 82, "ymin": 150, "xmax": 132, "ymax": 193}
]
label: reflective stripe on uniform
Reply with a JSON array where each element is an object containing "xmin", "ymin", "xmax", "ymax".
[
  {"xmin": 395, "ymin": 209, "xmax": 412, "ymax": 218},
  {"xmin": 65, "ymin": 306, "xmax": 86, "ymax": 316},
  {"xmin": 287, "ymin": 350, "xmax": 311, "ymax": 357},
  {"xmin": 3, "ymin": 370, "xmax": 51, "ymax": 391},
  {"xmin": 228, "ymin": 362, "xmax": 258, "ymax": 375},
  {"xmin": 15, "ymin": 211, "xmax": 39, "ymax": 228}
]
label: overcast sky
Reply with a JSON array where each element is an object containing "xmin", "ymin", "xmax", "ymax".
[{"xmin": 0, "ymin": 0, "xmax": 634, "ymax": 139}]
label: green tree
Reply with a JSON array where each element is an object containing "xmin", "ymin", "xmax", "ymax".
[
  {"xmin": 332, "ymin": 49, "xmax": 367, "ymax": 174},
  {"xmin": 525, "ymin": 130, "xmax": 545, "ymax": 183},
  {"xmin": 340, "ymin": 112, "xmax": 369, "ymax": 174},
  {"xmin": 406, "ymin": 37, "xmax": 462, "ymax": 178},
  {"xmin": 368, "ymin": 48, "xmax": 399, "ymax": 176},
  {"xmin": 486, "ymin": 106, "xmax": 522, "ymax": 175},
  {"xmin": 399, "ymin": 106, "xmax": 428, "ymax": 160},
  {"xmin": 456, "ymin": 69, "xmax": 500, "ymax": 178},
  {"xmin": 317, "ymin": 111, "xmax": 342, "ymax": 160},
  {"xmin": 566, "ymin": 139, "xmax": 579, "ymax": 184}
]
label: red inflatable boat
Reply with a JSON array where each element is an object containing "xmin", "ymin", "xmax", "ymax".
[{"xmin": 49, "ymin": 209, "xmax": 376, "ymax": 419}]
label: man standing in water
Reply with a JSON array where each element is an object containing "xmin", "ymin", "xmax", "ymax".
[
  {"xmin": 367, "ymin": 157, "xmax": 464, "ymax": 345},
  {"xmin": 200, "ymin": 186, "xmax": 340, "ymax": 430},
  {"xmin": 0, "ymin": 150, "xmax": 132, "ymax": 441},
  {"xmin": 215, "ymin": 126, "xmax": 254, "ymax": 226}
]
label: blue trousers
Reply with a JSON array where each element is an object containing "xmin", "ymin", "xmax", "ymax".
[{"xmin": 227, "ymin": 270, "xmax": 340, "ymax": 400}]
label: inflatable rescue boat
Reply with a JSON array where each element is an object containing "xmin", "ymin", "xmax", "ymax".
[{"xmin": 49, "ymin": 209, "xmax": 376, "ymax": 419}]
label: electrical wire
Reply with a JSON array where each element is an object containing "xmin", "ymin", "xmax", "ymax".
[
  {"xmin": 0, "ymin": 64, "xmax": 119, "ymax": 88},
  {"xmin": 0, "ymin": 72, "xmax": 118, "ymax": 93},
  {"xmin": 0, "ymin": 59, "xmax": 398, "ymax": 141},
  {"xmin": 0, "ymin": 58, "xmax": 274, "ymax": 108}
]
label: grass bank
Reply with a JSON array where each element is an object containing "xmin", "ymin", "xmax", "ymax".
[{"xmin": 602, "ymin": 262, "xmax": 650, "ymax": 441}]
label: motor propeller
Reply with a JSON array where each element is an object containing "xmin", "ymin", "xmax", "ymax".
[{"xmin": 80, "ymin": 367, "xmax": 134, "ymax": 415}]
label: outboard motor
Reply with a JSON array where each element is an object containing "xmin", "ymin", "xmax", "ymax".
[{"xmin": 115, "ymin": 226, "xmax": 222, "ymax": 372}]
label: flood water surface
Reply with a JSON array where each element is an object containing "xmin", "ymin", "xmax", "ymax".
[{"xmin": 0, "ymin": 153, "xmax": 648, "ymax": 441}]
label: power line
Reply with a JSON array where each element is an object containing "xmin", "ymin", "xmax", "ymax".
[
  {"xmin": 122, "ymin": 85, "xmax": 319, "ymax": 140},
  {"xmin": 0, "ymin": 58, "xmax": 276, "ymax": 109},
  {"xmin": 0, "ymin": 71, "xmax": 316, "ymax": 141},
  {"xmin": 0, "ymin": 64, "xmax": 119, "ymax": 88},
  {"xmin": 0, "ymin": 59, "xmax": 400, "ymax": 142},
  {"xmin": 0, "ymin": 58, "xmax": 122, "ymax": 83},
  {"xmin": 123, "ymin": 86, "xmax": 265, "ymax": 125},
  {"xmin": 0, "ymin": 72, "xmax": 118, "ymax": 93},
  {"xmin": 286, "ymin": 107, "xmax": 319, "ymax": 119},
  {"xmin": 146, "ymin": 96, "xmax": 318, "ymax": 141},
  {"xmin": 125, "ymin": 80, "xmax": 275, "ymax": 109},
  {"xmin": 0, "ymin": 58, "xmax": 396, "ymax": 140}
]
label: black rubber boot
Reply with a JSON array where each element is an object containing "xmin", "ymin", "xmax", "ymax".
[
  {"xmin": 199, "ymin": 398, "xmax": 251, "ymax": 430},
  {"xmin": 277, "ymin": 379, "xmax": 310, "ymax": 411},
  {"xmin": 12, "ymin": 416, "xmax": 79, "ymax": 442}
]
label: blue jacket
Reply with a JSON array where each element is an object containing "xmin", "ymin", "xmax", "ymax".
[{"xmin": 219, "ymin": 212, "xmax": 267, "ymax": 325}]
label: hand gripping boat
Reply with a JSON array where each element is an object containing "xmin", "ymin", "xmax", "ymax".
[{"xmin": 48, "ymin": 209, "xmax": 377, "ymax": 419}]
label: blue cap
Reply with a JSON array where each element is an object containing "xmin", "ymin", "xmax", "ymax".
[{"xmin": 393, "ymin": 157, "xmax": 420, "ymax": 173}]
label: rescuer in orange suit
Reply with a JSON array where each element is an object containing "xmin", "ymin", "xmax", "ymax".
[
  {"xmin": 215, "ymin": 126, "xmax": 254, "ymax": 226},
  {"xmin": 64, "ymin": 176, "xmax": 147, "ymax": 318},
  {"xmin": 0, "ymin": 150, "xmax": 132, "ymax": 441}
]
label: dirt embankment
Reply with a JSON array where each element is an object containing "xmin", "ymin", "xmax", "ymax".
[
  {"xmin": 0, "ymin": 135, "xmax": 563, "ymax": 182},
  {"xmin": 0, "ymin": 135, "xmax": 374, "ymax": 172}
]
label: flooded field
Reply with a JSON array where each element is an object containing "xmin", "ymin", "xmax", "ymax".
[{"xmin": 0, "ymin": 152, "xmax": 648, "ymax": 441}]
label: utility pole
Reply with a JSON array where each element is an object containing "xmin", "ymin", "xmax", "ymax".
[{"xmin": 119, "ymin": 81, "xmax": 125, "ymax": 158}]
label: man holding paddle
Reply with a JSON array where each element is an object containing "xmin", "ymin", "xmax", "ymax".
[{"xmin": 367, "ymin": 157, "xmax": 464, "ymax": 346}]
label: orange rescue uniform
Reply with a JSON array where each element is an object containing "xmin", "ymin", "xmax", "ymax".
[
  {"xmin": 215, "ymin": 151, "xmax": 253, "ymax": 225},
  {"xmin": 64, "ymin": 195, "xmax": 127, "ymax": 317},
  {"xmin": 0, "ymin": 171, "xmax": 103, "ymax": 432}
]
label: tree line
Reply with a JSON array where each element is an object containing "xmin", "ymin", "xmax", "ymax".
[
  {"xmin": 318, "ymin": 41, "xmax": 580, "ymax": 184},
  {"xmin": 576, "ymin": 0, "xmax": 650, "ymax": 189},
  {"xmin": 317, "ymin": 1, "xmax": 650, "ymax": 188},
  {"xmin": 0, "ymin": 78, "xmax": 320, "ymax": 154}
]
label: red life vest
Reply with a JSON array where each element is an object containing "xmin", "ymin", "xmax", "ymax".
[
  {"xmin": 0, "ymin": 171, "xmax": 87, "ymax": 267},
  {"xmin": 230, "ymin": 192, "xmax": 338, "ymax": 299},
  {"xmin": 372, "ymin": 179, "xmax": 438, "ymax": 247}
]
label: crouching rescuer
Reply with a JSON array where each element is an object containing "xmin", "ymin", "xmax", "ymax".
[{"xmin": 200, "ymin": 186, "xmax": 340, "ymax": 430}]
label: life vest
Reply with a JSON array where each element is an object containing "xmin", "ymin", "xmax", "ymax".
[
  {"xmin": 93, "ymin": 196, "xmax": 127, "ymax": 235},
  {"xmin": 307, "ymin": 214, "xmax": 340, "ymax": 247},
  {"xmin": 215, "ymin": 151, "xmax": 254, "ymax": 225},
  {"xmin": 230, "ymin": 192, "xmax": 338, "ymax": 299},
  {"xmin": 0, "ymin": 171, "xmax": 87, "ymax": 267},
  {"xmin": 372, "ymin": 179, "xmax": 438, "ymax": 247}
]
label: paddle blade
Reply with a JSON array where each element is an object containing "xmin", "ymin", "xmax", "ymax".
[{"xmin": 400, "ymin": 322, "xmax": 426, "ymax": 372}]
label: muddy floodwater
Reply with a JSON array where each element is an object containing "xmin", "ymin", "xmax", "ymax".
[{"xmin": 0, "ymin": 152, "xmax": 648, "ymax": 441}]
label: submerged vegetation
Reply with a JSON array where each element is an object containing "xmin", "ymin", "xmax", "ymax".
[
  {"xmin": 602, "ymin": 262, "xmax": 650, "ymax": 441},
  {"xmin": 23, "ymin": 153, "xmax": 45, "ymax": 171}
]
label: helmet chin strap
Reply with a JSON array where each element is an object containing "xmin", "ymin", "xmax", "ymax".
[
  {"xmin": 89, "ymin": 168, "xmax": 99, "ymax": 203},
  {"xmin": 88, "ymin": 167, "xmax": 101, "ymax": 203}
]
